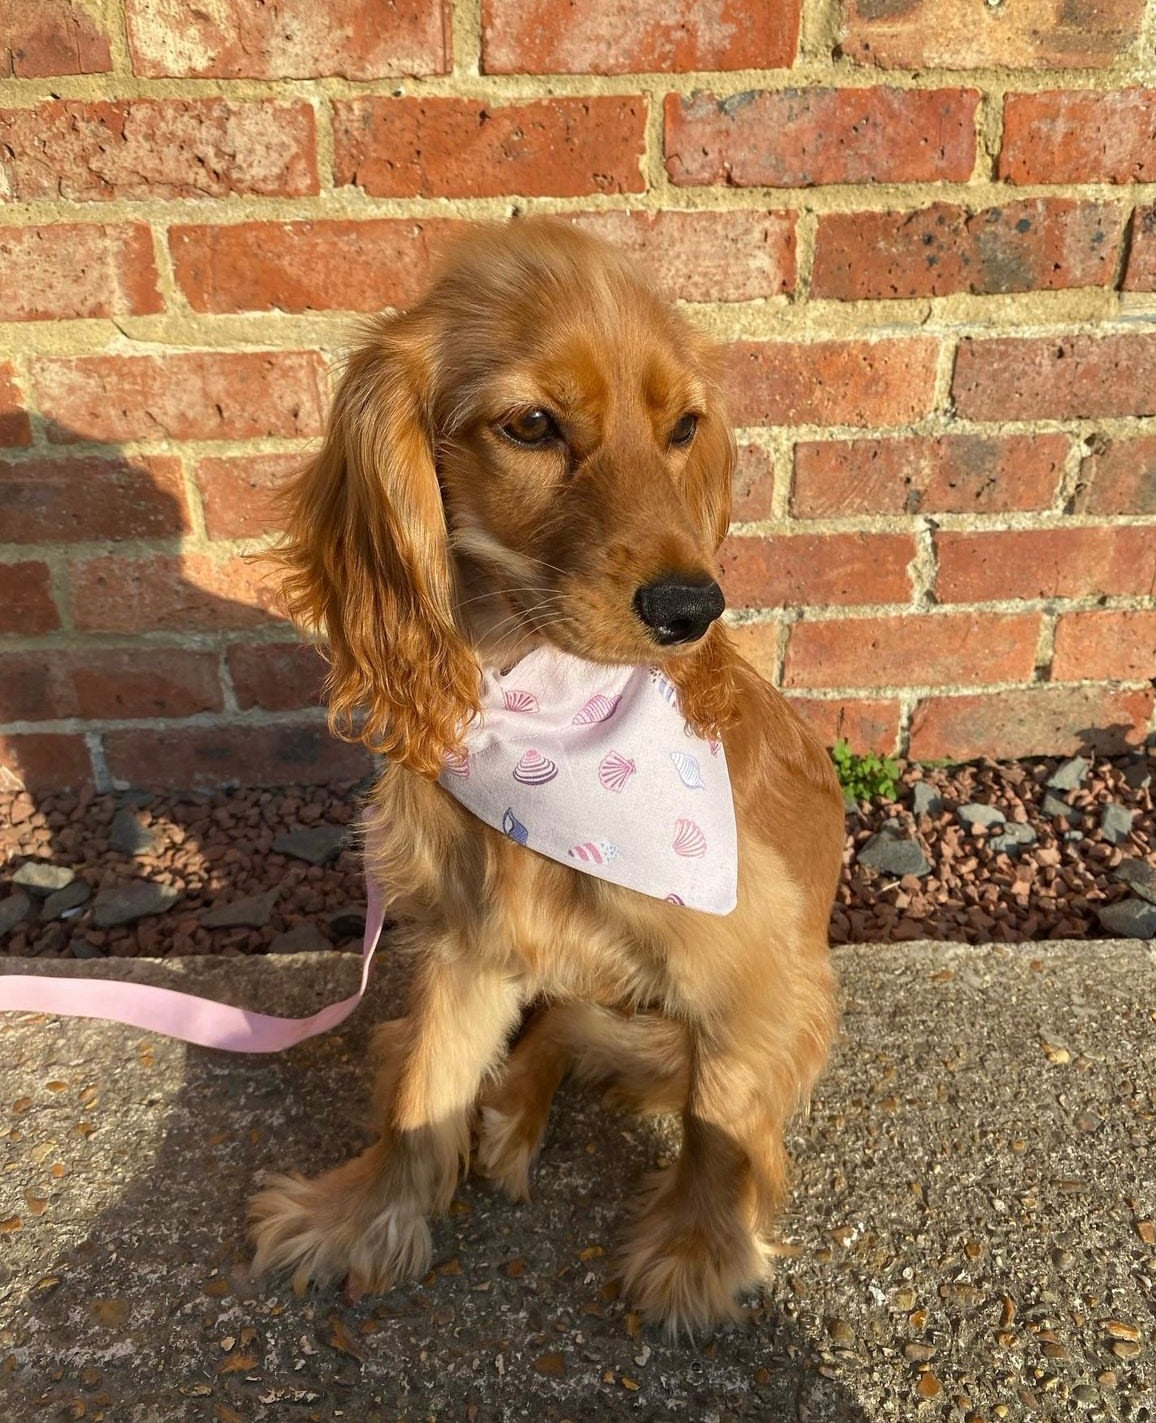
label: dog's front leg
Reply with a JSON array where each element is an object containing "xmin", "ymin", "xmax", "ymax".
[
  {"xmin": 250, "ymin": 945, "xmax": 522, "ymax": 1295},
  {"xmin": 617, "ymin": 1004, "xmax": 828, "ymax": 1337}
]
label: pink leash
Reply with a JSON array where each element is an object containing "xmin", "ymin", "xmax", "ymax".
[{"xmin": 0, "ymin": 875, "xmax": 387, "ymax": 1053}]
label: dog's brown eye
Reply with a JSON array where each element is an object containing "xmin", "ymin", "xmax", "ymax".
[
  {"xmin": 670, "ymin": 412, "xmax": 699, "ymax": 447},
  {"xmin": 500, "ymin": 409, "xmax": 560, "ymax": 447}
]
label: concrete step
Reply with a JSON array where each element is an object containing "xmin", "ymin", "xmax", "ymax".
[{"xmin": 2, "ymin": 941, "xmax": 1153, "ymax": 1421}]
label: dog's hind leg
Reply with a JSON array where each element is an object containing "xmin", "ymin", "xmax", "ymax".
[
  {"xmin": 250, "ymin": 943, "xmax": 522, "ymax": 1296},
  {"xmin": 475, "ymin": 1004, "xmax": 689, "ymax": 1201}
]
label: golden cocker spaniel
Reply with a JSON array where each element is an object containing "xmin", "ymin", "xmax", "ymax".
[{"xmin": 250, "ymin": 219, "xmax": 843, "ymax": 1334}]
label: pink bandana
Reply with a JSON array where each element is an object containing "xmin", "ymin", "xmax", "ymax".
[{"xmin": 439, "ymin": 647, "xmax": 738, "ymax": 915}]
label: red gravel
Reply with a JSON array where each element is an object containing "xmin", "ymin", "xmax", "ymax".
[{"xmin": 1, "ymin": 753, "xmax": 1153, "ymax": 960}]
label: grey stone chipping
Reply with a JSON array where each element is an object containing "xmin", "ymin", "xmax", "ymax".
[
  {"xmin": 956, "ymin": 802, "xmax": 1005, "ymax": 830},
  {"xmin": 989, "ymin": 823, "xmax": 1039, "ymax": 855},
  {"xmin": 1114, "ymin": 857, "xmax": 1156, "ymax": 905},
  {"xmin": 1096, "ymin": 898, "xmax": 1156, "ymax": 940},
  {"xmin": 272, "ymin": 825, "xmax": 348, "ymax": 865},
  {"xmin": 92, "ymin": 881, "xmax": 181, "ymax": 929},
  {"xmin": 856, "ymin": 831, "xmax": 931, "ymax": 878},
  {"xmin": 12, "ymin": 862, "xmax": 75, "ymax": 897},
  {"xmin": 269, "ymin": 923, "xmax": 332, "ymax": 954},
  {"xmin": 1047, "ymin": 755, "xmax": 1090, "ymax": 791},
  {"xmin": 201, "ymin": 888, "xmax": 280, "ymax": 930},
  {"xmin": 1122, "ymin": 759, "xmax": 1152, "ymax": 790},
  {"xmin": 41, "ymin": 879, "xmax": 92, "ymax": 921},
  {"xmin": 1042, "ymin": 791, "xmax": 1075, "ymax": 820},
  {"xmin": 0, "ymin": 892, "xmax": 33, "ymax": 936},
  {"xmin": 109, "ymin": 808, "xmax": 163, "ymax": 857},
  {"xmin": 911, "ymin": 781, "xmax": 944, "ymax": 817},
  {"xmin": 1099, "ymin": 803, "xmax": 1135, "ymax": 846}
]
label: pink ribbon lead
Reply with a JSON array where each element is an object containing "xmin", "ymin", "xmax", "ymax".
[{"xmin": 0, "ymin": 876, "xmax": 387, "ymax": 1053}]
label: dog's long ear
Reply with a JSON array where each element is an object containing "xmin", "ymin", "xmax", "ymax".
[{"xmin": 276, "ymin": 316, "xmax": 480, "ymax": 778}]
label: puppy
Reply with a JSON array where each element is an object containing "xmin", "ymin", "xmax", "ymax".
[{"xmin": 250, "ymin": 218, "xmax": 844, "ymax": 1334}]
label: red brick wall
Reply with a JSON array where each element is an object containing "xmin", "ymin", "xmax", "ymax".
[{"xmin": 2, "ymin": 0, "xmax": 1154, "ymax": 789}]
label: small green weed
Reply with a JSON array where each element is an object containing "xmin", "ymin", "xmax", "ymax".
[{"xmin": 832, "ymin": 740, "xmax": 901, "ymax": 804}]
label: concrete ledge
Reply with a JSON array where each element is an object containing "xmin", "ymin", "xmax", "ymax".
[{"xmin": 2, "ymin": 941, "xmax": 1154, "ymax": 1420}]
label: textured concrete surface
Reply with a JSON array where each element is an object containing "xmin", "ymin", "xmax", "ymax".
[{"xmin": 2, "ymin": 940, "xmax": 1154, "ymax": 1422}]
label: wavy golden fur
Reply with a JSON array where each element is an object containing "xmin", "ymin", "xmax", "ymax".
[{"xmin": 251, "ymin": 219, "xmax": 844, "ymax": 1334}]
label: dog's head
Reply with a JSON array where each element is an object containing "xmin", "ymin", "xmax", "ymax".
[{"xmin": 279, "ymin": 219, "xmax": 736, "ymax": 776}]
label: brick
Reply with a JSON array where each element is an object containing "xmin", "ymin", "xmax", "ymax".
[
  {"xmin": 2, "ymin": 0, "xmax": 112, "ymax": 77},
  {"xmin": 125, "ymin": 0, "xmax": 449, "ymax": 78},
  {"xmin": 1074, "ymin": 436, "xmax": 1156, "ymax": 516},
  {"xmin": 786, "ymin": 696, "xmax": 901, "ymax": 755},
  {"xmin": 726, "ymin": 620, "xmax": 781, "ymax": 681},
  {"xmin": 227, "ymin": 642, "xmax": 328, "ymax": 711},
  {"xmin": 731, "ymin": 443, "xmax": 776, "ymax": 522},
  {"xmin": 936, "ymin": 527, "xmax": 1156, "ymax": 603},
  {"xmin": 909, "ymin": 686, "xmax": 1153, "ymax": 761},
  {"xmin": 102, "ymin": 723, "xmax": 370, "ymax": 790},
  {"xmin": 571, "ymin": 210, "xmax": 796, "ymax": 303},
  {"xmin": 792, "ymin": 434, "xmax": 1066, "ymax": 518},
  {"xmin": 333, "ymin": 96, "xmax": 647, "ymax": 198},
  {"xmin": 170, "ymin": 219, "xmax": 455, "ymax": 315},
  {"xmin": 0, "ymin": 733, "xmax": 92, "ymax": 790},
  {"xmin": 724, "ymin": 624, "xmax": 903, "ymax": 751},
  {"xmin": 665, "ymin": 88, "xmax": 979, "ymax": 187},
  {"xmin": 482, "ymin": 0, "xmax": 799, "ymax": 74},
  {"xmin": 1123, "ymin": 207, "xmax": 1156, "ymax": 290},
  {"xmin": 783, "ymin": 612, "xmax": 1040, "ymax": 690},
  {"xmin": 34, "ymin": 351, "xmax": 327, "ymax": 444},
  {"xmin": 0, "ymin": 224, "xmax": 162, "ymax": 322},
  {"xmin": 1053, "ymin": 610, "xmax": 1156, "ymax": 683},
  {"xmin": 195, "ymin": 453, "xmax": 300, "ymax": 541},
  {"xmin": 0, "ymin": 364, "xmax": 31, "ymax": 448},
  {"xmin": 70, "ymin": 554, "xmax": 287, "ymax": 633},
  {"xmin": 0, "ymin": 455, "xmax": 188, "ymax": 544},
  {"xmin": 953, "ymin": 333, "xmax": 1156, "ymax": 422},
  {"xmin": 720, "ymin": 531, "xmax": 914, "ymax": 608},
  {"xmin": 0, "ymin": 648, "xmax": 222, "ymax": 722},
  {"xmin": 0, "ymin": 562, "xmax": 60, "ymax": 634},
  {"xmin": 811, "ymin": 199, "xmax": 1125, "ymax": 301},
  {"xmin": 0, "ymin": 99, "xmax": 318, "ymax": 202},
  {"xmin": 1001, "ymin": 89, "xmax": 1156, "ymax": 184},
  {"xmin": 840, "ymin": 0, "xmax": 1144, "ymax": 70},
  {"xmin": 728, "ymin": 339, "xmax": 938, "ymax": 429}
]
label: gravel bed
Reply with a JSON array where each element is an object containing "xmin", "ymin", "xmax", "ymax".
[{"xmin": 1, "ymin": 752, "xmax": 1153, "ymax": 961}]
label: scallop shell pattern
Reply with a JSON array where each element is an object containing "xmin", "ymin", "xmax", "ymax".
[
  {"xmin": 572, "ymin": 692, "xmax": 621, "ymax": 725},
  {"xmin": 672, "ymin": 818, "xmax": 707, "ymax": 858},
  {"xmin": 597, "ymin": 751, "xmax": 636, "ymax": 793},
  {"xmin": 502, "ymin": 688, "xmax": 539, "ymax": 713},
  {"xmin": 664, "ymin": 893, "xmax": 686, "ymax": 907},
  {"xmin": 568, "ymin": 839, "xmax": 620, "ymax": 865},
  {"xmin": 443, "ymin": 750, "xmax": 470, "ymax": 779},
  {"xmin": 512, "ymin": 749, "xmax": 558, "ymax": 786},
  {"xmin": 502, "ymin": 809, "xmax": 529, "ymax": 846},
  {"xmin": 670, "ymin": 751, "xmax": 705, "ymax": 790}
]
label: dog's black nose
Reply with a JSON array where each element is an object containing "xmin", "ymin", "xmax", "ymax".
[{"xmin": 634, "ymin": 576, "xmax": 725, "ymax": 645}]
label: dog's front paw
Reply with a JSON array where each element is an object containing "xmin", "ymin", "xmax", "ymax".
[
  {"xmin": 616, "ymin": 1172, "xmax": 770, "ymax": 1338},
  {"xmin": 249, "ymin": 1154, "xmax": 432, "ymax": 1296}
]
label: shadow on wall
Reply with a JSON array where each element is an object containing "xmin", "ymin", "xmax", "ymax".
[
  {"xmin": 0, "ymin": 421, "xmax": 382, "ymax": 960},
  {"xmin": 0, "ymin": 419, "xmax": 370, "ymax": 794}
]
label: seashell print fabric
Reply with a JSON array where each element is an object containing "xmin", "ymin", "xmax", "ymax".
[{"xmin": 436, "ymin": 645, "xmax": 737, "ymax": 914}]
